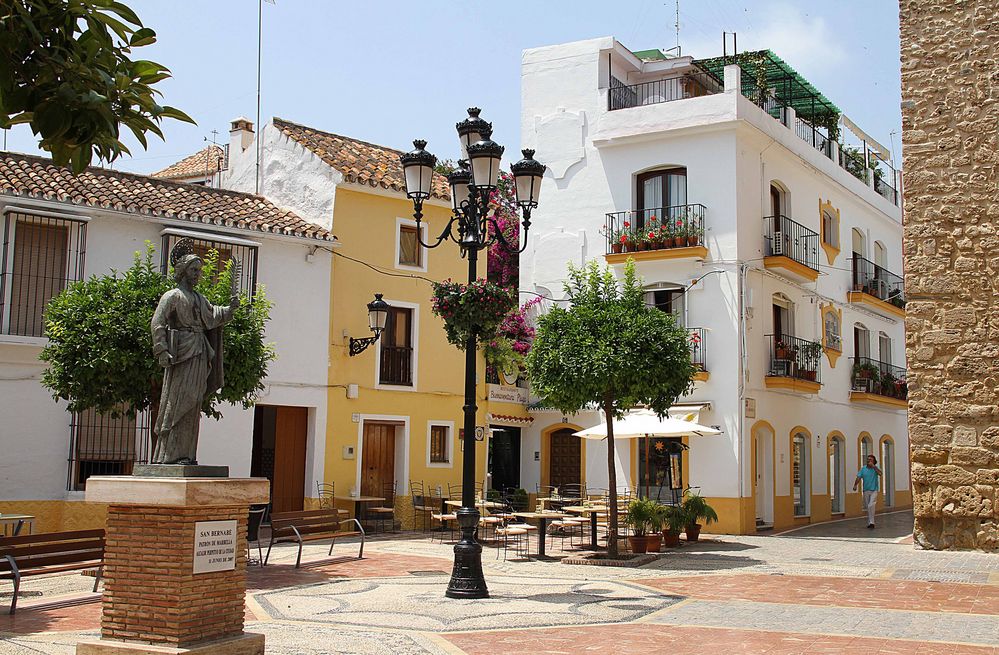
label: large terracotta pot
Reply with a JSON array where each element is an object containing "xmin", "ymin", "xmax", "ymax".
[
  {"xmin": 645, "ymin": 534, "xmax": 662, "ymax": 552},
  {"xmin": 628, "ymin": 535, "xmax": 649, "ymax": 554},
  {"xmin": 685, "ymin": 523, "xmax": 702, "ymax": 542},
  {"xmin": 662, "ymin": 530, "xmax": 681, "ymax": 547}
]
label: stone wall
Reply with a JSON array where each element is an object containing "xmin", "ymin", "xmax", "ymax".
[{"xmin": 901, "ymin": 0, "xmax": 999, "ymax": 551}]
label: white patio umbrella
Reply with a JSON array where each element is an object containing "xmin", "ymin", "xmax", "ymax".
[
  {"xmin": 573, "ymin": 410, "xmax": 721, "ymax": 439},
  {"xmin": 574, "ymin": 410, "xmax": 721, "ymax": 501}
]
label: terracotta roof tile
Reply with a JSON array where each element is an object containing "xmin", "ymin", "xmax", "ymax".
[
  {"xmin": 0, "ymin": 152, "xmax": 332, "ymax": 242},
  {"xmin": 152, "ymin": 144, "xmax": 227, "ymax": 180},
  {"xmin": 273, "ymin": 117, "xmax": 450, "ymax": 201}
]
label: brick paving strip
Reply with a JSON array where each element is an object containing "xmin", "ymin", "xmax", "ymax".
[
  {"xmin": 442, "ymin": 623, "xmax": 999, "ymax": 655},
  {"xmin": 635, "ymin": 573, "xmax": 999, "ymax": 615}
]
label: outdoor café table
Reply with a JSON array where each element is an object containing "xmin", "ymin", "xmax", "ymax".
[
  {"xmin": 0, "ymin": 513, "xmax": 34, "ymax": 536},
  {"xmin": 334, "ymin": 495, "xmax": 385, "ymax": 521},
  {"xmin": 562, "ymin": 505, "xmax": 608, "ymax": 550},
  {"xmin": 536, "ymin": 496, "xmax": 581, "ymax": 509},
  {"xmin": 511, "ymin": 511, "xmax": 567, "ymax": 558},
  {"xmin": 444, "ymin": 499, "xmax": 506, "ymax": 514}
]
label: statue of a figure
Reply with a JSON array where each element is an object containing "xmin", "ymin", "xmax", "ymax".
[{"xmin": 150, "ymin": 238, "xmax": 240, "ymax": 465}]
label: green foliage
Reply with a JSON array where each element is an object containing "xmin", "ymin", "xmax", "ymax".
[
  {"xmin": 624, "ymin": 498, "xmax": 660, "ymax": 536},
  {"xmin": 660, "ymin": 503, "xmax": 688, "ymax": 534},
  {"xmin": 40, "ymin": 244, "xmax": 274, "ymax": 420},
  {"xmin": 527, "ymin": 259, "xmax": 696, "ymax": 555},
  {"xmin": 526, "ymin": 260, "xmax": 696, "ymax": 418},
  {"xmin": 681, "ymin": 492, "xmax": 718, "ymax": 526},
  {"xmin": 0, "ymin": 0, "xmax": 194, "ymax": 172},
  {"xmin": 430, "ymin": 278, "xmax": 516, "ymax": 349}
]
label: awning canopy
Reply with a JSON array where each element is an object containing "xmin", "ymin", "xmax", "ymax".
[{"xmin": 574, "ymin": 410, "xmax": 721, "ymax": 440}]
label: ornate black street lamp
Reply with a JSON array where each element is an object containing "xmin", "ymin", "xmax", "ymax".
[
  {"xmin": 400, "ymin": 108, "xmax": 545, "ymax": 599},
  {"xmin": 348, "ymin": 293, "xmax": 390, "ymax": 356}
]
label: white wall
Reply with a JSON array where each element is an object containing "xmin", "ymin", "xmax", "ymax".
[
  {"xmin": 223, "ymin": 121, "xmax": 341, "ymax": 233},
  {"xmin": 0, "ymin": 199, "xmax": 332, "ymax": 502},
  {"xmin": 520, "ymin": 37, "xmax": 907, "ymax": 508}
]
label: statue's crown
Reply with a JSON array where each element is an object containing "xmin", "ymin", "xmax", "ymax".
[{"xmin": 169, "ymin": 238, "xmax": 197, "ymax": 267}]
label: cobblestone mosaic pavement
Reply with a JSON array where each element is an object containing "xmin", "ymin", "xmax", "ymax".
[{"xmin": 3, "ymin": 510, "xmax": 999, "ymax": 654}]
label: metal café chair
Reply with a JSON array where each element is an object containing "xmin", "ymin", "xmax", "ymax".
[
  {"xmin": 410, "ymin": 481, "xmax": 435, "ymax": 532},
  {"xmin": 366, "ymin": 482, "xmax": 396, "ymax": 533},
  {"xmin": 247, "ymin": 504, "xmax": 269, "ymax": 567}
]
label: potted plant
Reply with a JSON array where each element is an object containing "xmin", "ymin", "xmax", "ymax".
[
  {"xmin": 800, "ymin": 341, "xmax": 823, "ymax": 381},
  {"xmin": 660, "ymin": 504, "xmax": 687, "ymax": 547},
  {"xmin": 673, "ymin": 218, "xmax": 687, "ymax": 247},
  {"xmin": 511, "ymin": 488, "xmax": 529, "ymax": 511},
  {"xmin": 624, "ymin": 498, "xmax": 660, "ymax": 554},
  {"xmin": 687, "ymin": 223, "xmax": 704, "ymax": 246},
  {"xmin": 775, "ymin": 340, "xmax": 792, "ymax": 361},
  {"xmin": 852, "ymin": 361, "xmax": 879, "ymax": 391},
  {"xmin": 681, "ymin": 493, "xmax": 718, "ymax": 542}
]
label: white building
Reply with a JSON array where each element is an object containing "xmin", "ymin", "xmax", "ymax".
[
  {"xmin": 518, "ymin": 37, "xmax": 909, "ymax": 533},
  {"xmin": 0, "ymin": 152, "xmax": 333, "ymax": 532}
]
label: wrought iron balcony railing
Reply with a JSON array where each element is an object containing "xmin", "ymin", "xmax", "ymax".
[
  {"xmin": 851, "ymin": 357, "xmax": 907, "ymax": 400},
  {"xmin": 763, "ymin": 215, "xmax": 820, "ymax": 272},
  {"xmin": 688, "ymin": 327, "xmax": 706, "ymax": 372},
  {"xmin": 767, "ymin": 334, "xmax": 823, "ymax": 385},
  {"xmin": 852, "ymin": 256, "xmax": 905, "ymax": 309},
  {"xmin": 379, "ymin": 346, "xmax": 413, "ymax": 386},
  {"xmin": 608, "ymin": 72, "xmax": 722, "ymax": 111},
  {"xmin": 605, "ymin": 204, "xmax": 706, "ymax": 255}
]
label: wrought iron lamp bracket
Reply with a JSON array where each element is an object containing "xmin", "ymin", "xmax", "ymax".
[{"xmin": 348, "ymin": 333, "xmax": 381, "ymax": 357}]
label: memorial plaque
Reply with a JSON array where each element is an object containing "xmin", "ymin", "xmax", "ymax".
[{"xmin": 193, "ymin": 520, "xmax": 237, "ymax": 574}]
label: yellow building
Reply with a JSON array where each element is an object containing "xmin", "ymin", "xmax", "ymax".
[{"xmin": 261, "ymin": 119, "xmax": 507, "ymax": 526}]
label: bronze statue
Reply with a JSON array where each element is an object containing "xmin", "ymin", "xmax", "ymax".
[{"xmin": 150, "ymin": 238, "xmax": 239, "ymax": 465}]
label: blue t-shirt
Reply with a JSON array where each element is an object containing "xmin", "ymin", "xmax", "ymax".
[{"xmin": 857, "ymin": 466, "xmax": 880, "ymax": 492}]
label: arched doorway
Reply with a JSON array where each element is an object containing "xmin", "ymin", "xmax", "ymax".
[
  {"xmin": 548, "ymin": 428, "xmax": 581, "ymax": 489},
  {"xmin": 881, "ymin": 437, "xmax": 895, "ymax": 507},
  {"xmin": 752, "ymin": 421, "xmax": 775, "ymax": 528},
  {"xmin": 828, "ymin": 435, "xmax": 846, "ymax": 514}
]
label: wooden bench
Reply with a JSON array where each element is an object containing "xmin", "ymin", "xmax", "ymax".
[
  {"xmin": 0, "ymin": 529, "xmax": 105, "ymax": 614},
  {"xmin": 265, "ymin": 509, "xmax": 364, "ymax": 568}
]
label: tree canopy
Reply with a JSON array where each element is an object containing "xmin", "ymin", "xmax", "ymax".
[
  {"xmin": 527, "ymin": 259, "xmax": 695, "ymax": 556},
  {"xmin": 40, "ymin": 245, "xmax": 274, "ymax": 421},
  {"xmin": 0, "ymin": 0, "xmax": 194, "ymax": 172}
]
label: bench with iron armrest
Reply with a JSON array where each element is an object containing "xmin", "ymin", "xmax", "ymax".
[
  {"xmin": 0, "ymin": 529, "xmax": 105, "ymax": 614},
  {"xmin": 264, "ymin": 509, "xmax": 364, "ymax": 568}
]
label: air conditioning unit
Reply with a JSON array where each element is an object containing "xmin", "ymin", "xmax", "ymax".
[{"xmin": 771, "ymin": 231, "xmax": 785, "ymax": 256}]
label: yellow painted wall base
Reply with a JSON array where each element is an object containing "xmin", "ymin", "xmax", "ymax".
[
  {"xmin": 0, "ymin": 500, "xmax": 109, "ymax": 534},
  {"xmin": 700, "ymin": 496, "xmax": 756, "ymax": 535}
]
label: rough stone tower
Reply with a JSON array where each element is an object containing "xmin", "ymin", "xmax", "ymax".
[{"xmin": 901, "ymin": 0, "xmax": 998, "ymax": 551}]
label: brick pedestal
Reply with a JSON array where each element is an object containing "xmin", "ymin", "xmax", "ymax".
[{"xmin": 76, "ymin": 477, "xmax": 269, "ymax": 655}]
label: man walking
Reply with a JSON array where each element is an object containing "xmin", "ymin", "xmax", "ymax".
[{"xmin": 853, "ymin": 454, "xmax": 882, "ymax": 528}]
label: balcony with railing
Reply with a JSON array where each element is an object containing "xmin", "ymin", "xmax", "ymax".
[
  {"xmin": 379, "ymin": 346, "xmax": 413, "ymax": 386},
  {"xmin": 608, "ymin": 72, "xmax": 723, "ymax": 111},
  {"xmin": 765, "ymin": 334, "xmax": 823, "ymax": 393},
  {"xmin": 689, "ymin": 327, "xmax": 708, "ymax": 381},
  {"xmin": 763, "ymin": 215, "xmax": 820, "ymax": 282},
  {"xmin": 850, "ymin": 357, "xmax": 907, "ymax": 408},
  {"xmin": 604, "ymin": 204, "xmax": 708, "ymax": 262},
  {"xmin": 849, "ymin": 256, "xmax": 906, "ymax": 317}
]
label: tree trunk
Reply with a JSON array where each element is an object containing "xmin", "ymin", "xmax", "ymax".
[{"xmin": 604, "ymin": 394, "xmax": 618, "ymax": 558}]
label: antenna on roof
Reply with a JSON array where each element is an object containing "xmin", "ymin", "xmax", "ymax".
[
  {"xmin": 675, "ymin": 0, "xmax": 680, "ymax": 51},
  {"xmin": 723, "ymin": 31, "xmax": 738, "ymax": 60}
]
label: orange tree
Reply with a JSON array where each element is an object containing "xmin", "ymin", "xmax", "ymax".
[{"xmin": 526, "ymin": 260, "xmax": 695, "ymax": 557}]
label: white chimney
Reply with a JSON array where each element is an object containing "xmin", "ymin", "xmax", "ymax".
[{"xmin": 229, "ymin": 117, "xmax": 254, "ymax": 152}]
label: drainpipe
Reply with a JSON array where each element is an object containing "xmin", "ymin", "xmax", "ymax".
[{"xmin": 737, "ymin": 261, "xmax": 747, "ymax": 532}]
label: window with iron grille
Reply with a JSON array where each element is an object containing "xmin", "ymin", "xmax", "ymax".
[
  {"xmin": 379, "ymin": 307, "xmax": 413, "ymax": 386},
  {"xmin": 430, "ymin": 424, "xmax": 450, "ymax": 464},
  {"xmin": 0, "ymin": 211, "xmax": 87, "ymax": 337},
  {"xmin": 68, "ymin": 406, "xmax": 152, "ymax": 490},
  {"xmin": 160, "ymin": 232, "xmax": 258, "ymax": 295}
]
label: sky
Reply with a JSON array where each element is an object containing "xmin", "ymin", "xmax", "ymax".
[{"xmin": 3, "ymin": 0, "xmax": 903, "ymax": 175}]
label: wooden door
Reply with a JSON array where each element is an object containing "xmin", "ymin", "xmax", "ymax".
[
  {"xmin": 548, "ymin": 429, "xmax": 581, "ymax": 489},
  {"xmin": 271, "ymin": 406, "xmax": 308, "ymax": 514},
  {"xmin": 362, "ymin": 423, "xmax": 396, "ymax": 497}
]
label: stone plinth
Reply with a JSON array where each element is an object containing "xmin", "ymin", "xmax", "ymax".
[{"xmin": 76, "ymin": 477, "xmax": 269, "ymax": 655}]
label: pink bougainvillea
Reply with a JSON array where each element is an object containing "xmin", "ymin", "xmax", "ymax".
[{"xmin": 486, "ymin": 171, "xmax": 519, "ymax": 289}]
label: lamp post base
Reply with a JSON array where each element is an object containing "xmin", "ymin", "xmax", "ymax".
[{"xmin": 445, "ymin": 507, "xmax": 489, "ymax": 599}]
